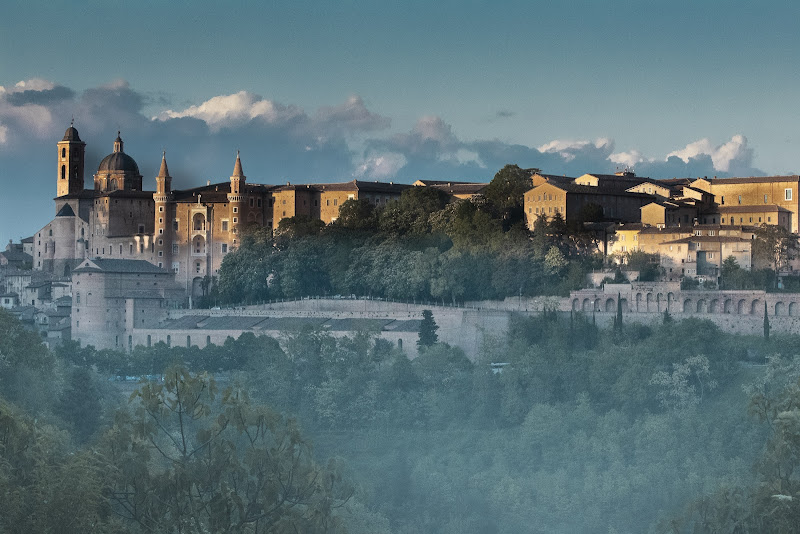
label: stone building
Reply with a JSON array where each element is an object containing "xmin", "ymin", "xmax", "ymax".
[
  {"xmin": 71, "ymin": 258, "xmax": 184, "ymax": 351},
  {"xmin": 34, "ymin": 125, "xmax": 414, "ymax": 301}
]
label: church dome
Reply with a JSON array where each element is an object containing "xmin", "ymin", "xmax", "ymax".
[
  {"xmin": 97, "ymin": 151, "xmax": 140, "ymax": 174},
  {"xmin": 62, "ymin": 126, "xmax": 82, "ymax": 142}
]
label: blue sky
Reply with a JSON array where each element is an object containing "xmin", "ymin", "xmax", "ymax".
[{"xmin": 2, "ymin": 0, "xmax": 800, "ymax": 243}]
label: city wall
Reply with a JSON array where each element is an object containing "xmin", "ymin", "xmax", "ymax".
[{"xmin": 112, "ymin": 283, "xmax": 800, "ymax": 360}]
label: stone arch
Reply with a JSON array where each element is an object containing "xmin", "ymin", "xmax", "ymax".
[
  {"xmin": 751, "ymin": 299, "xmax": 762, "ymax": 315},
  {"xmin": 572, "ymin": 298, "xmax": 580, "ymax": 311},
  {"xmin": 696, "ymin": 299, "xmax": 706, "ymax": 313},
  {"xmin": 247, "ymin": 211, "xmax": 257, "ymax": 222},
  {"xmin": 192, "ymin": 212, "xmax": 206, "ymax": 231},
  {"xmin": 737, "ymin": 299, "xmax": 747, "ymax": 314},
  {"xmin": 709, "ymin": 299, "xmax": 719, "ymax": 313},
  {"xmin": 790, "ymin": 302, "xmax": 798, "ymax": 317},
  {"xmin": 723, "ymin": 299, "xmax": 732, "ymax": 314},
  {"xmin": 635, "ymin": 293, "xmax": 643, "ymax": 312},
  {"xmin": 775, "ymin": 302, "xmax": 785, "ymax": 316},
  {"xmin": 582, "ymin": 298, "xmax": 592, "ymax": 312},
  {"xmin": 646, "ymin": 292, "xmax": 654, "ymax": 312},
  {"xmin": 594, "ymin": 298, "xmax": 601, "ymax": 312},
  {"xmin": 666, "ymin": 292, "xmax": 674, "ymax": 311},
  {"xmin": 683, "ymin": 299, "xmax": 693, "ymax": 313},
  {"xmin": 192, "ymin": 235, "xmax": 206, "ymax": 254},
  {"xmin": 620, "ymin": 298, "xmax": 629, "ymax": 312},
  {"xmin": 605, "ymin": 298, "xmax": 615, "ymax": 312}
]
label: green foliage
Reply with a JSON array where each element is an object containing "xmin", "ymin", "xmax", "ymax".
[
  {"xmin": 335, "ymin": 198, "xmax": 377, "ymax": 230},
  {"xmin": 752, "ymin": 223, "xmax": 799, "ymax": 277},
  {"xmin": 104, "ymin": 366, "xmax": 352, "ymax": 532},
  {"xmin": 481, "ymin": 164, "xmax": 536, "ymax": 227},
  {"xmin": 417, "ymin": 309, "xmax": 439, "ymax": 349}
]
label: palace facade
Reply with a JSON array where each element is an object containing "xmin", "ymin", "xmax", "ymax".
[{"xmin": 34, "ymin": 125, "xmax": 410, "ymax": 301}]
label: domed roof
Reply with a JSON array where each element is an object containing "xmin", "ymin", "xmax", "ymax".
[
  {"xmin": 98, "ymin": 151, "xmax": 140, "ymax": 174},
  {"xmin": 62, "ymin": 126, "xmax": 82, "ymax": 142}
]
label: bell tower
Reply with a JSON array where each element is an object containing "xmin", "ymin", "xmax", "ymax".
[{"xmin": 57, "ymin": 121, "xmax": 86, "ymax": 197}]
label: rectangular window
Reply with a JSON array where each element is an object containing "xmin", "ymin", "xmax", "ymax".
[
  {"xmin": 334, "ymin": 199, "xmax": 338, "ymax": 206},
  {"xmin": 233, "ymin": 217, "xmax": 237, "ymax": 223},
  {"xmin": 738, "ymin": 195, "xmax": 742, "ymax": 204},
  {"xmin": 159, "ymin": 206, "xmax": 164, "ymax": 212},
  {"xmin": 786, "ymin": 188, "xmax": 793, "ymax": 201},
  {"xmin": 173, "ymin": 220, "xmax": 179, "ymax": 231},
  {"xmin": 257, "ymin": 198, "xmax": 262, "ymax": 207},
  {"xmin": 221, "ymin": 220, "xmax": 229, "ymax": 231},
  {"xmin": 159, "ymin": 228, "xmax": 163, "ymax": 235},
  {"xmin": 233, "ymin": 207, "xmax": 238, "ymax": 213},
  {"xmin": 158, "ymin": 251, "xmax": 163, "ymax": 257},
  {"xmin": 158, "ymin": 262, "xmax": 163, "ymax": 268},
  {"xmin": 326, "ymin": 199, "xmax": 330, "ymax": 206},
  {"xmin": 764, "ymin": 194, "xmax": 768, "ymax": 203},
  {"xmin": 138, "ymin": 224, "xmax": 145, "ymax": 233},
  {"xmin": 172, "ymin": 262, "xmax": 180, "ymax": 274},
  {"xmin": 159, "ymin": 217, "xmax": 163, "ymax": 224},
  {"xmin": 249, "ymin": 198, "xmax": 254, "ymax": 207},
  {"xmin": 158, "ymin": 239, "xmax": 163, "ymax": 245},
  {"xmin": 221, "ymin": 243, "xmax": 228, "ymax": 253},
  {"xmin": 172, "ymin": 244, "xmax": 179, "ymax": 254}
]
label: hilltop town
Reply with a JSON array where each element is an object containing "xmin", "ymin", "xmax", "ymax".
[{"xmin": 3, "ymin": 124, "xmax": 800, "ymax": 354}]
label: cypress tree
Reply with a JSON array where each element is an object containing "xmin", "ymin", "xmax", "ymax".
[{"xmin": 418, "ymin": 309, "xmax": 439, "ymax": 349}]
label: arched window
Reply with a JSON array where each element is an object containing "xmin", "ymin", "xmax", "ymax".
[
  {"xmin": 61, "ymin": 147, "xmax": 66, "ymax": 158},
  {"xmin": 61, "ymin": 165, "xmax": 66, "ymax": 180}
]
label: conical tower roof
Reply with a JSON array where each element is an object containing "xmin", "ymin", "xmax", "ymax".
[
  {"xmin": 232, "ymin": 151, "xmax": 244, "ymax": 178},
  {"xmin": 158, "ymin": 151, "xmax": 170, "ymax": 178}
]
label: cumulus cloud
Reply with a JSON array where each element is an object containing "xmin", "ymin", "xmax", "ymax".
[
  {"xmin": 355, "ymin": 152, "xmax": 408, "ymax": 179},
  {"xmin": 315, "ymin": 95, "xmax": 391, "ymax": 133},
  {"xmin": 667, "ymin": 135, "xmax": 754, "ymax": 173},
  {"xmin": 158, "ymin": 91, "xmax": 304, "ymax": 131},
  {"xmin": 158, "ymin": 91, "xmax": 390, "ymax": 140},
  {"xmin": 609, "ymin": 149, "xmax": 645, "ymax": 168}
]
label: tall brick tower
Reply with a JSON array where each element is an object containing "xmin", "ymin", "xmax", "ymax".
[
  {"xmin": 56, "ymin": 121, "xmax": 86, "ymax": 197},
  {"xmin": 153, "ymin": 152, "xmax": 174, "ymax": 270}
]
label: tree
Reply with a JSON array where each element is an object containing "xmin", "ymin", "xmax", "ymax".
[
  {"xmin": 56, "ymin": 366, "xmax": 103, "ymax": 443},
  {"xmin": 752, "ymin": 223, "xmax": 799, "ymax": 280},
  {"xmin": 335, "ymin": 198, "xmax": 377, "ymax": 230},
  {"xmin": 418, "ymin": 309, "xmax": 439, "ymax": 349},
  {"xmin": 481, "ymin": 164, "xmax": 537, "ymax": 227},
  {"xmin": 104, "ymin": 366, "xmax": 352, "ymax": 533},
  {"xmin": 764, "ymin": 300, "xmax": 770, "ymax": 340}
]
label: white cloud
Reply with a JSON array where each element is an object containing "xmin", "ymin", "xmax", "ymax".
[
  {"xmin": 355, "ymin": 152, "xmax": 408, "ymax": 179},
  {"xmin": 609, "ymin": 149, "xmax": 645, "ymax": 168},
  {"xmin": 0, "ymin": 78, "xmax": 56, "ymax": 95},
  {"xmin": 537, "ymin": 138, "xmax": 613, "ymax": 162},
  {"xmin": 157, "ymin": 91, "xmax": 303, "ymax": 131},
  {"xmin": 667, "ymin": 135, "xmax": 752, "ymax": 172},
  {"xmin": 0, "ymin": 122, "xmax": 8, "ymax": 144}
]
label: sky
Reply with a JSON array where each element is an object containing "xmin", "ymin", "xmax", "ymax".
[{"xmin": 2, "ymin": 0, "xmax": 800, "ymax": 244}]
